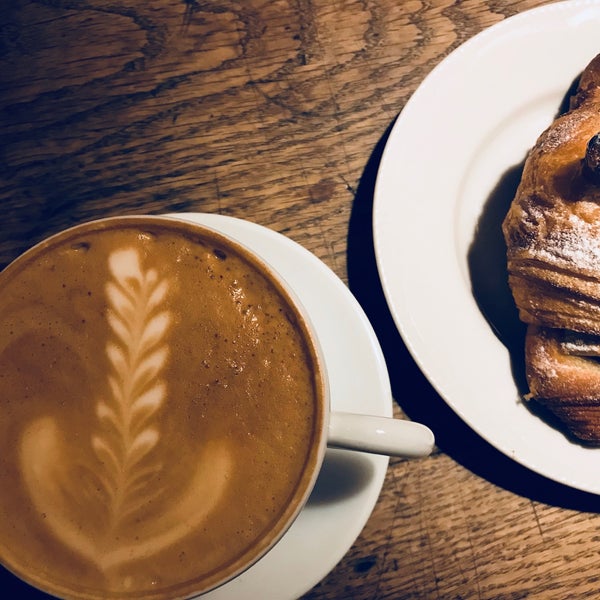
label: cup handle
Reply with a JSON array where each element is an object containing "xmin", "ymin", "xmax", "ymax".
[{"xmin": 327, "ymin": 412, "xmax": 435, "ymax": 458}]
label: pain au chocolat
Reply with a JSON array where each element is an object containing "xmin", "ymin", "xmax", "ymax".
[{"xmin": 503, "ymin": 53, "xmax": 600, "ymax": 444}]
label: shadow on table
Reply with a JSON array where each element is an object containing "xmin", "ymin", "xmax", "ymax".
[{"xmin": 346, "ymin": 120, "xmax": 600, "ymax": 514}]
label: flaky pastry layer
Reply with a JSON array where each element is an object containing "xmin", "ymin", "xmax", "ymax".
[{"xmin": 503, "ymin": 53, "xmax": 600, "ymax": 443}]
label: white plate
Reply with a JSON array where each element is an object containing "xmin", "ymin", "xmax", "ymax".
[
  {"xmin": 373, "ymin": 0, "xmax": 600, "ymax": 495},
  {"xmin": 166, "ymin": 213, "xmax": 391, "ymax": 599}
]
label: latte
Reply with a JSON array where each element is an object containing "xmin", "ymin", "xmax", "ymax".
[{"xmin": 0, "ymin": 216, "xmax": 326, "ymax": 599}]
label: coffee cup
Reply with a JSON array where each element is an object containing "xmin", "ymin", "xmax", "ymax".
[{"xmin": 0, "ymin": 215, "xmax": 433, "ymax": 599}]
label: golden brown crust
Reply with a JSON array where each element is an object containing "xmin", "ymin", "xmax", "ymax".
[
  {"xmin": 503, "ymin": 53, "xmax": 600, "ymax": 443},
  {"xmin": 525, "ymin": 325, "xmax": 600, "ymax": 443}
]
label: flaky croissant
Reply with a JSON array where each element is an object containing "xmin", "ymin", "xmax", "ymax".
[{"xmin": 503, "ymin": 53, "xmax": 600, "ymax": 444}]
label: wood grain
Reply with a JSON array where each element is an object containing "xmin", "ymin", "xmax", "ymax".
[{"xmin": 6, "ymin": 1, "xmax": 600, "ymax": 599}]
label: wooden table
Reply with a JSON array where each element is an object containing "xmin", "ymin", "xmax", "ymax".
[{"xmin": 3, "ymin": 0, "xmax": 600, "ymax": 598}]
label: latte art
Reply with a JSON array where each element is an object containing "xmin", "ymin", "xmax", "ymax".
[
  {"xmin": 18, "ymin": 246, "xmax": 232, "ymax": 584},
  {"xmin": 0, "ymin": 217, "xmax": 325, "ymax": 599}
]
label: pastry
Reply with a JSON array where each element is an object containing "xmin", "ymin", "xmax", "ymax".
[{"xmin": 503, "ymin": 52, "xmax": 600, "ymax": 443}]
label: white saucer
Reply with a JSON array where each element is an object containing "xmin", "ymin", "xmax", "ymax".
[{"xmin": 167, "ymin": 213, "xmax": 391, "ymax": 600}]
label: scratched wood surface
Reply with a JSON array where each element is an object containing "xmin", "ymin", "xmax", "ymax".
[{"xmin": 4, "ymin": 0, "xmax": 600, "ymax": 598}]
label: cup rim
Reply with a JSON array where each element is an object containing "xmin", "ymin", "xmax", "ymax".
[{"xmin": 0, "ymin": 214, "xmax": 330, "ymax": 599}]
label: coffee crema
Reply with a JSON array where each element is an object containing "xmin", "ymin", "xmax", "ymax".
[{"xmin": 0, "ymin": 216, "xmax": 326, "ymax": 599}]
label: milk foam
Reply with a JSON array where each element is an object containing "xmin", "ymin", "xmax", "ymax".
[
  {"xmin": 18, "ymin": 246, "xmax": 232, "ymax": 581},
  {"xmin": 0, "ymin": 218, "xmax": 321, "ymax": 598}
]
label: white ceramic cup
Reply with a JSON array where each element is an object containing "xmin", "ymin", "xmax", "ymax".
[{"xmin": 0, "ymin": 215, "xmax": 433, "ymax": 600}]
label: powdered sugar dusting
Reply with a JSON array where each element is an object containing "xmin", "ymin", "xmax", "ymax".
[
  {"xmin": 531, "ymin": 212, "xmax": 600, "ymax": 272},
  {"xmin": 560, "ymin": 330, "xmax": 600, "ymax": 356}
]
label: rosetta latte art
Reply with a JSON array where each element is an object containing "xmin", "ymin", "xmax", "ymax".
[{"xmin": 19, "ymin": 247, "xmax": 232, "ymax": 582}]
